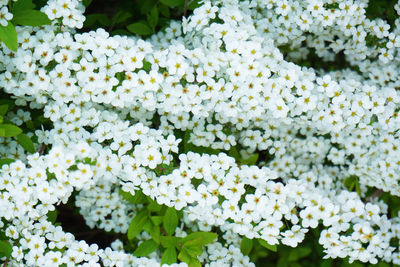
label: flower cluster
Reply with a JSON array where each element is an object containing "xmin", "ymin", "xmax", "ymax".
[{"xmin": 1, "ymin": 0, "xmax": 400, "ymax": 266}]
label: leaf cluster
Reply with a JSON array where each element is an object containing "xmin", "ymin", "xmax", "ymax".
[{"xmin": 120, "ymin": 189, "xmax": 217, "ymax": 266}]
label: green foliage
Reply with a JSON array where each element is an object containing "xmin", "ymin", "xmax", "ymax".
[
  {"xmin": 121, "ymin": 188, "xmax": 217, "ymax": 265},
  {"xmin": 258, "ymin": 239, "xmax": 277, "ymax": 252},
  {"xmin": 83, "ymin": 0, "xmax": 202, "ymax": 37},
  {"xmin": 12, "ymin": 9, "xmax": 51, "ymax": 26},
  {"xmin": 344, "ymin": 175, "xmax": 361, "ymax": 196},
  {"xmin": 161, "ymin": 247, "xmax": 177, "ymax": 264},
  {"xmin": 127, "ymin": 21, "xmax": 154, "ymax": 36},
  {"xmin": 16, "ymin": 133, "xmax": 35, "ymax": 153},
  {"xmin": 241, "ymin": 237, "xmax": 253, "ymax": 255},
  {"xmin": 13, "ymin": 0, "xmax": 36, "ymax": 11},
  {"xmin": 0, "ymin": 22, "xmax": 17, "ymax": 51},
  {"xmin": 133, "ymin": 239, "xmax": 159, "ymax": 256},
  {"xmin": 0, "ymin": 240, "xmax": 12, "ymax": 258},
  {"xmin": 366, "ymin": 0, "xmax": 397, "ymax": 26},
  {"xmin": 0, "ymin": 124, "xmax": 22, "ymax": 137},
  {"xmin": 159, "ymin": 0, "xmax": 185, "ymax": 7},
  {"xmin": 0, "ymin": 158, "xmax": 15, "ymax": 167},
  {"xmin": 0, "ymin": 0, "xmax": 52, "ymax": 50},
  {"xmin": 163, "ymin": 207, "xmax": 178, "ymax": 235},
  {"xmin": 128, "ymin": 209, "xmax": 149, "ymax": 240}
]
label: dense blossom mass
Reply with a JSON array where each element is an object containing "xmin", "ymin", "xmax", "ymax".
[{"xmin": 1, "ymin": 0, "xmax": 400, "ymax": 265}]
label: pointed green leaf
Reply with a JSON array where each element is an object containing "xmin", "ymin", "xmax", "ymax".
[
  {"xmin": 143, "ymin": 221, "xmax": 160, "ymax": 243},
  {"xmin": 182, "ymin": 232, "xmax": 217, "ymax": 246},
  {"xmin": 242, "ymin": 153, "xmax": 259, "ymax": 165},
  {"xmin": 17, "ymin": 133, "xmax": 35, "ymax": 153},
  {"xmin": 0, "ymin": 22, "xmax": 17, "ymax": 51},
  {"xmin": 127, "ymin": 210, "xmax": 148, "ymax": 240},
  {"xmin": 159, "ymin": 0, "xmax": 184, "ymax": 7},
  {"xmin": 47, "ymin": 209, "xmax": 58, "ymax": 224},
  {"xmin": 163, "ymin": 207, "xmax": 178, "ymax": 235},
  {"xmin": 183, "ymin": 245, "xmax": 203, "ymax": 258},
  {"xmin": 111, "ymin": 10, "xmax": 132, "ymax": 25},
  {"xmin": 0, "ymin": 158, "xmax": 15, "ymax": 167},
  {"xmin": 0, "ymin": 105, "xmax": 8, "ymax": 116},
  {"xmin": 13, "ymin": 0, "xmax": 35, "ymax": 12},
  {"xmin": 147, "ymin": 198, "xmax": 163, "ymax": 212},
  {"xmin": 178, "ymin": 248, "xmax": 201, "ymax": 267},
  {"xmin": 0, "ymin": 240, "xmax": 12, "ymax": 258},
  {"xmin": 161, "ymin": 247, "xmax": 177, "ymax": 265},
  {"xmin": 82, "ymin": 0, "xmax": 93, "ymax": 7},
  {"xmin": 150, "ymin": 216, "xmax": 163, "ymax": 226},
  {"xmin": 258, "ymin": 239, "xmax": 277, "ymax": 252},
  {"xmin": 13, "ymin": 9, "xmax": 51, "ymax": 26},
  {"xmin": 147, "ymin": 6, "xmax": 158, "ymax": 29},
  {"xmin": 288, "ymin": 247, "xmax": 312, "ymax": 261},
  {"xmin": 133, "ymin": 239, "xmax": 159, "ymax": 257},
  {"xmin": 160, "ymin": 236, "xmax": 178, "ymax": 248},
  {"xmin": 0, "ymin": 124, "xmax": 22, "ymax": 137},
  {"xmin": 127, "ymin": 21, "xmax": 153, "ymax": 35},
  {"xmin": 119, "ymin": 189, "xmax": 148, "ymax": 204},
  {"xmin": 240, "ymin": 237, "xmax": 253, "ymax": 255},
  {"xmin": 188, "ymin": 0, "xmax": 202, "ymax": 10},
  {"xmin": 158, "ymin": 3, "xmax": 170, "ymax": 17}
]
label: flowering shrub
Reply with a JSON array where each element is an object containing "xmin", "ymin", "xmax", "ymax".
[{"xmin": 1, "ymin": 0, "xmax": 400, "ymax": 266}]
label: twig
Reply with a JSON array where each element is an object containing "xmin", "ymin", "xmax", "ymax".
[
  {"xmin": 3, "ymin": 257, "xmax": 9, "ymax": 267},
  {"xmin": 366, "ymin": 189, "xmax": 383, "ymax": 202},
  {"xmin": 184, "ymin": 0, "xmax": 189, "ymax": 17},
  {"xmin": 38, "ymin": 145, "xmax": 46, "ymax": 155}
]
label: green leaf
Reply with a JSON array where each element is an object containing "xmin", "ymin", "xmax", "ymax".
[
  {"xmin": 0, "ymin": 240, "xmax": 12, "ymax": 258},
  {"xmin": 288, "ymin": 247, "xmax": 312, "ymax": 261},
  {"xmin": 143, "ymin": 221, "xmax": 160, "ymax": 243},
  {"xmin": 0, "ymin": 105, "xmax": 8, "ymax": 116},
  {"xmin": 150, "ymin": 216, "xmax": 163, "ymax": 226},
  {"xmin": 111, "ymin": 10, "xmax": 132, "ymax": 25},
  {"xmin": 127, "ymin": 210, "xmax": 148, "ymax": 240},
  {"xmin": 163, "ymin": 207, "xmax": 178, "ymax": 235},
  {"xmin": 13, "ymin": 0, "xmax": 35, "ymax": 12},
  {"xmin": 82, "ymin": 0, "xmax": 93, "ymax": 7},
  {"xmin": 258, "ymin": 239, "xmax": 277, "ymax": 252},
  {"xmin": 137, "ymin": 0, "xmax": 158, "ymax": 14},
  {"xmin": 158, "ymin": 3, "xmax": 170, "ymax": 17},
  {"xmin": 228, "ymin": 146, "xmax": 241, "ymax": 162},
  {"xmin": 161, "ymin": 247, "xmax": 177, "ymax": 265},
  {"xmin": 0, "ymin": 22, "xmax": 18, "ymax": 51},
  {"xmin": 0, "ymin": 158, "xmax": 15, "ymax": 167},
  {"xmin": 178, "ymin": 248, "xmax": 202, "ymax": 267},
  {"xmin": 17, "ymin": 133, "xmax": 35, "ymax": 153},
  {"xmin": 13, "ymin": 9, "xmax": 51, "ymax": 26},
  {"xmin": 355, "ymin": 180, "xmax": 361, "ymax": 196},
  {"xmin": 133, "ymin": 239, "xmax": 159, "ymax": 257},
  {"xmin": 111, "ymin": 29, "xmax": 131, "ymax": 36},
  {"xmin": 160, "ymin": 236, "xmax": 178, "ymax": 248},
  {"xmin": 344, "ymin": 175, "xmax": 357, "ymax": 191},
  {"xmin": 127, "ymin": 21, "xmax": 153, "ymax": 35},
  {"xmin": 188, "ymin": 0, "xmax": 202, "ymax": 10},
  {"xmin": 183, "ymin": 232, "xmax": 217, "ymax": 246},
  {"xmin": 242, "ymin": 153, "xmax": 259, "ymax": 165},
  {"xmin": 47, "ymin": 209, "xmax": 58, "ymax": 224},
  {"xmin": 159, "ymin": 0, "xmax": 185, "ymax": 7},
  {"xmin": 184, "ymin": 245, "xmax": 203, "ymax": 258},
  {"xmin": 0, "ymin": 124, "xmax": 22, "ymax": 137},
  {"xmin": 84, "ymin": 14, "xmax": 111, "ymax": 28},
  {"xmin": 147, "ymin": 6, "xmax": 159, "ymax": 30},
  {"xmin": 147, "ymin": 198, "xmax": 163, "ymax": 212},
  {"xmin": 119, "ymin": 189, "xmax": 148, "ymax": 204},
  {"xmin": 240, "ymin": 237, "xmax": 253, "ymax": 255}
]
